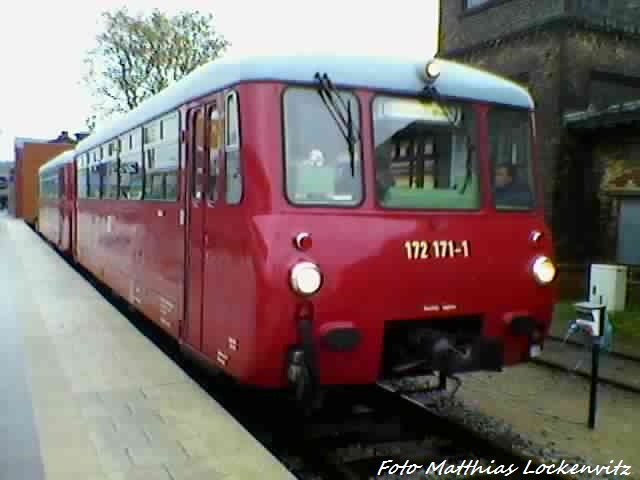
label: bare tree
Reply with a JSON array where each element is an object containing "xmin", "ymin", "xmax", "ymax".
[{"xmin": 83, "ymin": 8, "xmax": 230, "ymax": 123}]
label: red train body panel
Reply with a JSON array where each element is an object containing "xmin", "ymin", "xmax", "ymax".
[{"xmin": 38, "ymin": 55, "xmax": 557, "ymax": 403}]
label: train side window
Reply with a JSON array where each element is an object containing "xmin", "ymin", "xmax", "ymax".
[
  {"xmin": 143, "ymin": 121, "xmax": 157, "ymax": 201},
  {"xmin": 191, "ymin": 109, "xmax": 205, "ymax": 200},
  {"xmin": 208, "ymin": 106, "xmax": 222, "ymax": 202},
  {"xmin": 225, "ymin": 91, "xmax": 242, "ymax": 204},
  {"xmin": 144, "ymin": 148, "xmax": 158, "ymax": 199},
  {"xmin": 86, "ymin": 154, "xmax": 92, "ymax": 198},
  {"xmin": 102, "ymin": 141, "xmax": 119, "ymax": 199},
  {"xmin": 163, "ymin": 112, "xmax": 180, "ymax": 201},
  {"xmin": 88, "ymin": 150, "xmax": 102, "ymax": 199},
  {"xmin": 40, "ymin": 175, "xmax": 46, "ymax": 199},
  {"xmin": 46, "ymin": 174, "xmax": 52, "ymax": 199},
  {"xmin": 166, "ymin": 172, "xmax": 178, "ymax": 200},
  {"xmin": 40, "ymin": 173, "xmax": 55, "ymax": 199},
  {"xmin": 43, "ymin": 172, "xmax": 49, "ymax": 199},
  {"xmin": 77, "ymin": 155, "xmax": 89, "ymax": 199},
  {"xmin": 147, "ymin": 111, "xmax": 179, "ymax": 201},
  {"xmin": 98, "ymin": 160, "xmax": 107, "ymax": 199},
  {"xmin": 58, "ymin": 169, "xmax": 65, "ymax": 198},
  {"xmin": 145, "ymin": 172, "xmax": 165, "ymax": 200},
  {"xmin": 102, "ymin": 159, "xmax": 119, "ymax": 199},
  {"xmin": 119, "ymin": 129, "xmax": 144, "ymax": 200}
]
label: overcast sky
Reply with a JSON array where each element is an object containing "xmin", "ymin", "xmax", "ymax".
[{"xmin": 0, "ymin": 0, "xmax": 439, "ymax": 161}]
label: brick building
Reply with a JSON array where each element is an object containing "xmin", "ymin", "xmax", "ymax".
[{"xmin": 438, "ymin": 0, "xmax": 640, "ymax": 263}]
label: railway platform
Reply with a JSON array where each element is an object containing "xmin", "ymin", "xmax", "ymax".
[{"xmin": 0, "ymin": 215, "xmax": 295, "ymax": 480}]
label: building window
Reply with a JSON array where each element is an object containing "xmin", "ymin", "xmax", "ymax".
[{"xmin": 464, "ymin": 0, "xmax": 492, "ymax": 9}]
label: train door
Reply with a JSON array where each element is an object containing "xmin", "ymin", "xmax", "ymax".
[
  {"xmin": 200, "ymin": 99, "xmax": 225, "ymax": 362},
  {"xmin": 183, "ymin": 106, "xmax": 208, "ymax": 351}
]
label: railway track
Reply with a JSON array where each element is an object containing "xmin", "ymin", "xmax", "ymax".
[
  {"xmin": 533, "ymin": 336, "xmax": 640, "ymax": 395},
  {"xmin": 546, "ymin": 334, "xmax": 640, "ymax": 364},
  {"xmin": 275, "ymin": 382, "xmax": 580, "ymax": 479}
]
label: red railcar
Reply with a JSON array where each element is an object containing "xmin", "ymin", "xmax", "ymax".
[
  {"xmin": 37, "ymin": 150, "xmax": 76, "ymax": 255},
  {"xmin": 39, "ymin": 55, "xmax": 557, "ymax": 406}
]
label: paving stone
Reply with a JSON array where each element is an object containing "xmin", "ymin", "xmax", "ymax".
[
  {"xmin": 95, "ymin": 444, "xmax": 133, "ymax": 473},
  {"xmin": 3, "ymin": 218, "xmax": 297, "ymax": 480},
  {"xmin": 166, "ymin": 457, "xmax": 227, "ymax": 480},
  {"xmin": 108, "ymin": 465, "xmax": 173, "ymax": 480},
  {"xmin": 127, "ymin": 439, "xmax": 189, "ymax": 467}
]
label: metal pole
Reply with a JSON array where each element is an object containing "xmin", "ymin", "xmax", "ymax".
[
  {"xmin": 588, "ymin": 335, "xmax": 599, "ymax": 429},
  {"xmin": 588, "ymin": 305, "xmax": 606, "ymax": 430}
]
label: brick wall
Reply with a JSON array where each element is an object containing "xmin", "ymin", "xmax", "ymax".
[
  {"xmin": 438, "ymin": 0, "xmax": 640, "ymax": 261},
  {"xmin": 564, "ymin": 30, "xmax": 640, "ymax": 112},
  {"xmin": 440, "ymin": 0, "xmax": 566, "ymax": 54},
  {"xmin": 439, "ymin": 30, "xmax": 564, "ymax": 231}
]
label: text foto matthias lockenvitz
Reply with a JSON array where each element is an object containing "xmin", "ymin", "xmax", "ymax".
[{"xmin": 377, "ymin": 459, "xmax": 633, "ymax": 476}]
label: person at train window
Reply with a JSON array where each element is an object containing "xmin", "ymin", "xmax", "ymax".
[
  {"xmin": 288, "ymin": 148, "xmax": 328, "ymax": 200},
  {"xmin": 494, "ymin": 163, "xmax": 533, "ymax": 208},
  {"xmin": 304, "ymin": 149, "xmax": 325, "ymax": 166}
]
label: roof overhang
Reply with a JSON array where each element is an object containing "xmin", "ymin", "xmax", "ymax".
[{"xmin": 564, "ymin": 100, "xmax": 640, "ymax": 131}]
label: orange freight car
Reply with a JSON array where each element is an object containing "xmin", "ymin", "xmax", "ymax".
[{"xmin": 13, "ymin": 133, "xmax": 75, "ymax": 226}]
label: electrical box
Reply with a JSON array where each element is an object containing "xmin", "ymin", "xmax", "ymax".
[
  {"xmin": 589, "ymin": 264, "xmax": 627, "ymax": 313},
  {"xmin": 574, "ymin": 301, "xmax": 606, "ymax": 337}
]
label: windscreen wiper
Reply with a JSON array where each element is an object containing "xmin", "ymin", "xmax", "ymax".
[
  {"xmin": 460, "ymin": 143, "xmax": 475, "ymax": 195},
  {"xmin": 421, "ymin": 81, "xmax": 461, "ymax": 131},
  {"xmin": 421, "ymin": 81, "xmax": 474, "ymax": 195},
  {"xmin": 314, "ymin": 72, "xmax": 360, "ymax": 176}
]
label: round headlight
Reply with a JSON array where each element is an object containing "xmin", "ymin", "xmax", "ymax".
[
  {"xmin": 290, "ymin": 262, "xmax": 322, "ymax": 296},
  {"xmin": 532, "ymin": 256, "xmax": 557, "ymax": 285},
  {"xmin": 425, "ymin": 60, "xmax": 441, "ymax": 80}
]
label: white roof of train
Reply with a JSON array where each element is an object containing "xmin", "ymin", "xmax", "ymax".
[
  {"xmin": 39, "ymin": 150, "xmax": 75, "ymax": 173},
  {"xmin": 44, "ymin": 54, "xmax": 534, "ymax": 170}
]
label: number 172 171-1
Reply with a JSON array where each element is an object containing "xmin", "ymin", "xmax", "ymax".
[{"xmin": 404, "ymin": 240, "xmax": 470, "ymax": 260}]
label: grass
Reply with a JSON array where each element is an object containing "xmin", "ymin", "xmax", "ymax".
[{"xmin": 608, "ymin": 307, "xmax": 640, "ymax": 340}]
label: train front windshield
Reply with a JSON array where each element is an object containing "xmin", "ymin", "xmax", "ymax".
[
  {"xmin": 373, "ymin": 97, "xmax": 535, "ymax": 210},
  {"xmin": 283, "ymin": 87, "xmax": 364, "ymax": 206},
  {"xmin": 372, "ymin": 96, "xmax": 479, "ymax": 210},
  {"xmin": 283, "ymin": 88, "xmax": 535, "ymax": 210},
  {"xmin": 487, "ymin": 107, "xmax": 535, "ymax": 210}
]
